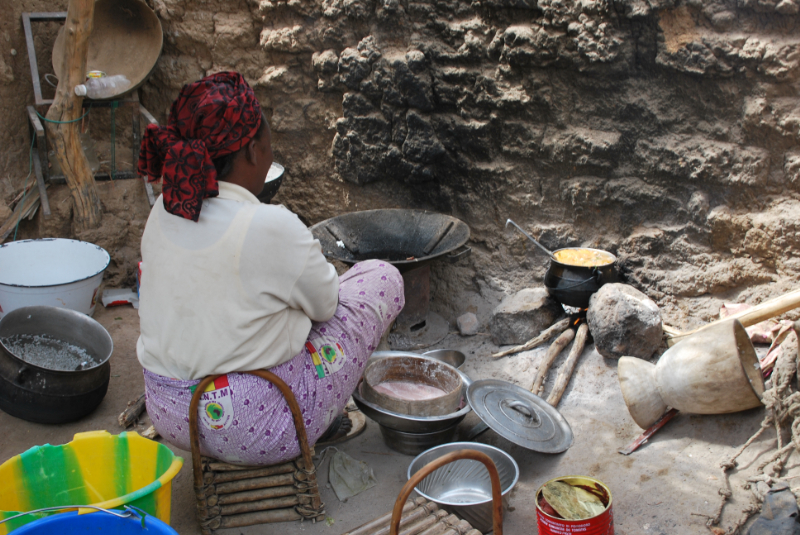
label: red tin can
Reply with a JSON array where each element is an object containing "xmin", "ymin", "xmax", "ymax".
[{"xmin": 536, "ymin": 476, "xmax": 614, "ymax": 535}]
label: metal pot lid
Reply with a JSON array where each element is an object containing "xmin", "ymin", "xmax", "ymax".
[{"xmin": 467, "ymin": 379, "xmax": 573, "ymax": 454}]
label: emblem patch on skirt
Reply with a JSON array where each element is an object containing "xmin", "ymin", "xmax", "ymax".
[
  {"xmin": 191, "ymin": 375, "xmax": 235, "ymax": 430},
  {"xmin": 306, "ymin": 340, "xmax": 347, "ymax": 378}
]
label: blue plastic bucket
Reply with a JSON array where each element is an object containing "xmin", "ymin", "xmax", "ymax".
[{"xmin": 9, "ymin": 511, "xmax": 178, "ymax": 534}]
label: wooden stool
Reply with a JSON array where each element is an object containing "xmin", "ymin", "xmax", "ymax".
[
  {"xmin": 339, "ymin": 449, "xmax": 503, "ymax": 535},
  {"xmin": 189, "ymin": 370, "xmax": 325, "ymax": 534}
]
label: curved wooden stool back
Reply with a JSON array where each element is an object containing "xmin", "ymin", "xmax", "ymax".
[
  {"xmin": 189, "ymin": 370, "xmax": 324, "ymax": 534},
  {"xmin": 390, "ymin": 449, "xmax": 503, "ymax": 535}
]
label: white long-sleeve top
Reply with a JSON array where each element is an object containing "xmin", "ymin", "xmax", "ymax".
[{"xmin": 136, "ymin": 181, "xmax": 339, "ymax": 380}]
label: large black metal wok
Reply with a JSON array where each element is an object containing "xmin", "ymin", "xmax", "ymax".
[
  {"xmin": 310, "ymin": 209, "xmax": 470, "ymax": 268},
  {"xmin": 311, "ymin": 209, "xmax": 470, "ymax": 348}
]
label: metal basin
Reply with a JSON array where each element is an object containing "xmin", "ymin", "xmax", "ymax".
[
  {"xmin": 0, "ymin": 238, "xmax": 110, "ymax": 319},
  {"xmin": 408, "ymin": 442, "xmax": 519, "ymax": 533},
  {"xmin": 351, "ymin": 352, "xmax": 472, "ymax": 434},
  {"xmin": 362, "ymin": 355, "xmax": 463, "ymax": 417},
  {"xmin": 0, "ymin": 306, "xmax": 112, "ymax": 423},
  {"xmin": 52, "ymin": 0, "xmax": 163, "ymax": 100},
  {"xmin": 310, "ymin": 209, "xmax": 470, "ymax": 267},
  {"xmin": 379, "ymin": 424, "xmax": 459, "ymax": 456}
]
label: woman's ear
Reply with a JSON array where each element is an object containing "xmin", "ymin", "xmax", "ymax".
[{"xmin": 245, "ymin": 138, "xmax": 258, "ymax": 165}]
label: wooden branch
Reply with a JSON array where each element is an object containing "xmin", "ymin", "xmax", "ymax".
[
  {"xmin": 1, "ymin": 186, "xmax": 42, "ymax": 242},
  {"xmin": 118, "ymin": 392, "xmax": 146, "ymax": 428},
  {"xmin": 530, "ymin": 327, "xmax": 575, "ymax": 396},
  {"xmin": 492, "ymin": 317, "xmax": 571, "ymax": 359},
  {"xmin": 44, "ymin": 0, "xmax": 102, "ymax": 230},
  {"xmin": 546, "ymin": 323, "xmax": 589, "ymax": 406},
  {"xmin": 665, "ymin": 287, "xmax": 800, "ymax": 347}
]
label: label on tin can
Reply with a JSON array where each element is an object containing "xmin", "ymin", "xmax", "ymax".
[{"xmin": 536, "ymin": 476, "xmax": 614, "ymax": 535}]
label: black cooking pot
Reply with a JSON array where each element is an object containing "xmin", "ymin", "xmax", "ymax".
[
  {"xmin": 0, "ymin": 306, "xmax": 112, "ymax": 424},
  {"xmin": 544, "ymin": 248, "xmax": 619, "ymax": 308}
]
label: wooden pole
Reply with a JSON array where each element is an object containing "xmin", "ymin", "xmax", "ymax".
[
  {"xmin": 45, "ymin": 0, "xmax": 102, "ymax": 230},
  {"xmin": 530, "ymin": 327, "xmax": 575, "ymax": 396},
  {"xmin": 664, "ymin": 287, "xmax": 800, "ymax": 347},
  {"xmin": 546, "ymin": 323, "xmax": 589, "ymax": 406},
  {"xmin": 492, "ymin": 317, "xmax": 571, "ymax": 359}
]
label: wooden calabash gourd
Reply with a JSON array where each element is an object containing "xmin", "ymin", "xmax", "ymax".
[{"xmin": 618, "ymin": 319, "xmax": 765, "ymax": 429}]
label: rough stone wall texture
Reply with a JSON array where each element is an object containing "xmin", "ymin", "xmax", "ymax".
[{"xmin": 3, "ymin": 0, "xmax": 800, "ymax": 328}]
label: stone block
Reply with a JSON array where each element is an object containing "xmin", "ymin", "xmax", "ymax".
[
  {"xmin": 457, "ymin": 313, "xmax": 479, "ymax": 336},
  {"xmin": 489, "ymin": 289, "xmax": 563, "ymax": 345},
  {"xmin": 587, "ymin": 283, "xmax": 662, "ymax": 360}
]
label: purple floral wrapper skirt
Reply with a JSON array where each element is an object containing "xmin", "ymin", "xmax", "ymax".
[{"xmin": 143, "ymin": 259, "xmax": 404, "ymax": 465}]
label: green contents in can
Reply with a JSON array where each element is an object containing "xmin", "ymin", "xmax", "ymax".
[{"xmin": 542, "ymin": 480, "xmax": 607, "ymax": 520}]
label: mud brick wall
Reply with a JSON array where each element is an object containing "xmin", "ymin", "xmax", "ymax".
[{"xmin": 3, "ymin": 0, "xmax": 800, "ymax": 325}]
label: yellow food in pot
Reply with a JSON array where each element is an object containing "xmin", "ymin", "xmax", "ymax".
[{"xmin": 554, "ymin": 248, "xmax": 615, "ymax": 267}]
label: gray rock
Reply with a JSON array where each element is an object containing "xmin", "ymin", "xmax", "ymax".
[
  {"xmin": 457, "ymin": 313, "xmax": 479, "ymax": 336},
  {"xmin": 587, "ymin": 283, "xmax": 662, "ymax": 360},
  {"xmin": 489, "ymin": 289, "xmax": 563, "ymax": 345}
]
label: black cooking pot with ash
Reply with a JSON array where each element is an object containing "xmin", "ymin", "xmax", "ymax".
[
  {"xmin": 0, "ymin": 306, "xmax": 112, "ymax": 424},
  {"xmin": 544, "ymin": 247, "xmax": 619, "ymax": 308}
]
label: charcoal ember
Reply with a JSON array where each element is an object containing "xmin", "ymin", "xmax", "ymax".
[
  {"xmin": 587, "ymin": 283, "xmax": 662, "ymax": 360},
  {"xmin": 1, "ymin": 333, "xmax": 98, "ymax": 371}
]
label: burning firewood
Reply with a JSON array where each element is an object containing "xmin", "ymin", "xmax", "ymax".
[
  {"xmin": 546, "ymin": 323, "xmax": 589, "ymax": 406},
  {"xmin": 492, "ymin": 317, "xmax": 571, "ymax": 359},
  {"xmin": 118, "ymin": 392, "xmax": 146, "ymax": 428},
  {"xmin": 531, "ymin": 327, "xmax": 575, "ymax": 397}
]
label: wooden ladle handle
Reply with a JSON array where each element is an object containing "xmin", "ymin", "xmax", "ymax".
[{"xmin": 389, "ymin": 449, "xmax": 503, "ymax": 535}]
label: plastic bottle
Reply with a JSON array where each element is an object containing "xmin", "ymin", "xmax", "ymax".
[{"xmin": 74, "ymin": 75, "xmax": 131, "ymax": 99}]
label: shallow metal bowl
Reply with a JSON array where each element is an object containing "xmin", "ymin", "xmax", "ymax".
[
  {"xmin": 408, "ymin": 442, "xmax": 519, "ymax": 533},
  {"xmin": 422, "ymin": 349, "xmax": 466, "ymax": 369},
  {"xmin": 351, "ymin": 352, "xmax": 472, "ymax": 434}
]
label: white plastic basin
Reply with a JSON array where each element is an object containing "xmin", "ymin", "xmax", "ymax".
[{"xmin": 0, "ymin": 239, "xmax": 110, "ymax": 318}]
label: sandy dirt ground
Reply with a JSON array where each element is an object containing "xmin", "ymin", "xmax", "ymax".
[{"xmin": 0, "ymin": 301, "xmax": 781, "ymax": 535}]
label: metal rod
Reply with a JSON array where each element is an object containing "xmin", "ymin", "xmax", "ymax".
[{"xmin": 505, "ymin": 219, "xmax": 555, "ymax": 260}]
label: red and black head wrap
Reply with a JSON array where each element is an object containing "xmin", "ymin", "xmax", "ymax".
[{"xmin": 138, "ymin": 72, "xmax": 262, "ymax": 221}]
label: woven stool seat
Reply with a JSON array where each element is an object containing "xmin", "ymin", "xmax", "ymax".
[{"xmin": 189, "ymin": 370, "xmax": 325, "ymax": 534}]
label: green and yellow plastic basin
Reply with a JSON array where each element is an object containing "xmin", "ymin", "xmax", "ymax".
[{"xmin": 0, "ymin": 430, "xmax": 183, "ymax": 533}]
